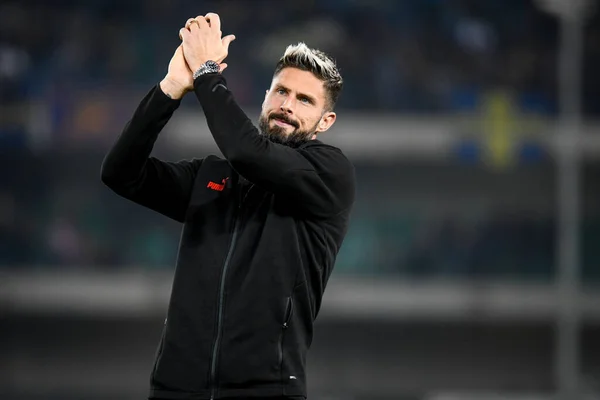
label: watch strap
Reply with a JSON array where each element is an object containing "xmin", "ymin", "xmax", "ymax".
[{"xmin": 193, "ymin": 61, "xmax": 220, "ymax": 80}]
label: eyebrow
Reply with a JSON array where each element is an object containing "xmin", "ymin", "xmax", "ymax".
[{"xmin": 276, "ymin": 84, "xmax": 318, "ymax": 105}]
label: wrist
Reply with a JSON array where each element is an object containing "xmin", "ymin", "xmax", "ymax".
[
  {"xmin": 159, "ymin": 78, "xmax": 187, "ymax": 100},
  {"xmin": 188, "ymin": 58, "xmax": 208, "ymax": 74}
]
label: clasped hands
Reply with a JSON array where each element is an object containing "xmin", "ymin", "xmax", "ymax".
[{"xmin": 161, "ymin": 13, "xmax": 235, "ymax": 99}]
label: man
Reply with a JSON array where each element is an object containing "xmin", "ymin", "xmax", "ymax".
[{"xmin": 101, "ymin": 13, "xmax": 355, "ymax": 400}]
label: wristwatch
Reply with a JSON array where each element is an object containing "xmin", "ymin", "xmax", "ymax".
[{"xmin": 193, "ymin": 60, "xmax": 220, "ymax": 80}]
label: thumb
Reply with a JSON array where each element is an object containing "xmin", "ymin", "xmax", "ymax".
[
  {"xmin": 219, "ymin": 63, "xmax": 228, "ymax": 73},
  {"xmin": 221, "ymin": 34, "xmax": 236, "ymax": 51}
]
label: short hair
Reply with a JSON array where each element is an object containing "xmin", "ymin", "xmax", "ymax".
[{"xmin": 273, "ymin": 42, "xmax": 343, "ymax": 111}]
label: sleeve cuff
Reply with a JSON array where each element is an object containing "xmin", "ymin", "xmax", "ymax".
[
  {"xmin": 193, "ymin": 73, "xmax": 227, "ymax": 93},
  {"xmin": 155, "ymin": 83, "xmax": 184, "ymax": 106}
]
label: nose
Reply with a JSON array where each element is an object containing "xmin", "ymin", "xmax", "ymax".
[{"xmin": 280, "ymin": 97, "xmax": 294, "ymax": 114}]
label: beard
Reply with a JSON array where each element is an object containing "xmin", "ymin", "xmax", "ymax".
[{"xmin": 258, "ymin": 112, "xmax": 319, "ymax": 148}]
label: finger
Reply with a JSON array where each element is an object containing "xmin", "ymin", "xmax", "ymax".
[
  {"xmin": 187, "ymin": 19, "xmax": 200, "ymax": 33},
  {"xmin": 179, "ymin": 28, "xmax": 189, "ymax": 41},
  {"xmin": 221, "ymin": 34, "xmax": 236, "ymax": 51},
  {"xmin": 195, "ymin": 16, "xmax": 210, "ymax": 30},
  {"xmin": 185, "ymin": 18, "xmax": 197, "ymax": 29},
  {"xmin": 219, "ymin": 63, "xmax": 228, "ymax": 73},
  {"xmin": 205, "ymin": 13, "xmax": 221, "ymax": 32}
]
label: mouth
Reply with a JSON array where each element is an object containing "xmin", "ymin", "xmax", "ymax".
[{"xmin": 271, "ymin": 117, "xmax": 296, "ymax": 129}]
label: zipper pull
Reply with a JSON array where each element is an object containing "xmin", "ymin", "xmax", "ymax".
[{"xmin": 239, "ymin": 184, "xmax": 254, "ymax": 209}]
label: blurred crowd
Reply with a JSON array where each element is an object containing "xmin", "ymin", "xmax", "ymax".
[
  {"xmin": 3, "ymin": 0, "xmax": 600, "ymax": 148},
  {"xmin": 2, "ymin": 0, "xmax": 600, "ymax": 115},
  {"xmin": 2, "ymin": 0, "xmax": 600, "ymax": 281},
  {"xmin": 2, "ymin": 151, "xmax": 600, "ymax": 283}
]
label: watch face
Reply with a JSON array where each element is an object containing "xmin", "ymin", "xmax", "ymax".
[{"xmin": 206, "ymin": 61, "xmax": 219, "ymax": 72}]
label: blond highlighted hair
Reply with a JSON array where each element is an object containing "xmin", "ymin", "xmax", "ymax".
[{"xmin": 274, "ymin": 42, "xmax": 343, "ymax": 111}]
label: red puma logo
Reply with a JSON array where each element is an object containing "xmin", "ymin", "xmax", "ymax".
[{"xmin": 207, "ymin": 177, "xmax": 229, "ymax": 192}]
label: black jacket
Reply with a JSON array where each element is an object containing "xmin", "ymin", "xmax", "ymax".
[{"xmin": 100, "ymin": 73, "xmax": 355, "ymax": 399}]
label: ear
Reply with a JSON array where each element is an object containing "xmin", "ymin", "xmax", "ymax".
[{"xmin": 315, "ymin": 112, "xmax": 336, "ymax": 134}]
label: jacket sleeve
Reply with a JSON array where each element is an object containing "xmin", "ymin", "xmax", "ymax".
[
  {"xmin": 100, "ymin": 84, "xmax": 202, "ymax": 223},
  {"xmin": 192, "ymin": 74, "xmax": 355, "ymax": 218}
]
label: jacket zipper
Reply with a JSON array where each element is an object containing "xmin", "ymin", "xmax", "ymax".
[
  {"xmin": 209, "ymin": 183, "xmax": 253, "ymax": 400},
  {"xmin": 278, "ymin": 296, "xmax": 294, "ymax": 371}
]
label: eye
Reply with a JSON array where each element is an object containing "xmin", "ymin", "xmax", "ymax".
[
  {"xmin": 299, "ymin": 97, "xmax": 310, "ymax": 104},
  {"xmin": 277, "ymin": 88, "xmax": 286, "ymax": 95}
]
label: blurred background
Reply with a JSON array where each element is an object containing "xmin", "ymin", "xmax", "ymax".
[{"xmin": 1, "ymin": 0, "xmax": 600, "ymax": 399}]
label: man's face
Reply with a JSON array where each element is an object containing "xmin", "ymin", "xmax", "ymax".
[{"xmin": 258, "ymin": 67, "xmax": 336, "ymax": 146}]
